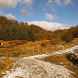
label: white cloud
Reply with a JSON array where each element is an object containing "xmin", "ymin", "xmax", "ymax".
[
  {"xmin": 46, "ymin": 13, "xmax": 56, "ymax": 21},
  {"xmin": 0, "ymin": 0, "xmax": 17, "ymax": 7},
  {"xmin": 48, "ymin": 0, "xmax": 72, "ymax": 5},
  {"xmin": 28, "ymin": 21, "xmax": 70, "ymax": 31},
  {"xmin": 24, "ymin": 0, "xmax": 32, "ymax": 5},
  {"xmin": 4, "ymin": 14, "xmax": 16, "ymax": 20},
  {"xmin": 63, "ymin": 0, "xmax": 72, "ymax": 5},
  {"xmin": 48, "ymin": 0, "xmax": 61, "ymax": 5},
  {"xmin": 19, "ymin": 0, "xmax": 32, "ymax": 6},
  {"xmin": 0, "ymin": 0, "xmax": 32, "ymax": 7},
  {"xmin": 20, "ymin": 9, "xmax": 28, "ymax": 16}
]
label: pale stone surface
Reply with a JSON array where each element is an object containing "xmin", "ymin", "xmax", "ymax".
[{"xmin": 3, "ymin": 58, "xmax": 75, "ymax": 78}]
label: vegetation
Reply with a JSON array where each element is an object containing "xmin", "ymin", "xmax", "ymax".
[
  {"xmin": 0, "ymin": 16, "xmax": 78, "ymax": 77},
  {"xmin": 0, "ymin": 16, "xmax": 78, "ymax": 43},
  {"xmin": 0, "ymin": 16, "xmax": 78, "ymax": 56}
]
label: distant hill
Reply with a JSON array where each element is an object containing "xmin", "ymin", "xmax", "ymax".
[
  {"xmin": 0, "ymin": 16, "xmax": 78, "ymax": 43},
  {"xmin": 28, "ymin": 21, "xmax": 70, "ymax": 31}
]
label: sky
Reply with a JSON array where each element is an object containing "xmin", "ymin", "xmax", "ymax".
[{"xmin": 0, "ymin": 0, "xmax": 78, "ymax": 25}]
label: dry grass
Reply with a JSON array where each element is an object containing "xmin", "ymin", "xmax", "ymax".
[
  {"xmin": 0, "ymin": 40, "xmax": 65, "ymax": 57},
  {"xmin": 0, "ymin": 57, "xmax": 14, "ymax": 77},
  {"xmin": 44, "ymin": 55, "xmax": 78, "ymax": 77},
  {"xmin": 0, "ymin": 39, "xmax": 78, "ymax": 77}
]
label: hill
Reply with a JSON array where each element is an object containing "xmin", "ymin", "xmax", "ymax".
[
  {"xmin": 0, "ymin": 16, "xmax": 78, "ymax": 77},
  {"xmin": 0, "ymin": 16, "xmax": 78, "ymax": 43},
  {"xmin": 0, "ymin": 16, "xmax": 78, "ymax": 57}
]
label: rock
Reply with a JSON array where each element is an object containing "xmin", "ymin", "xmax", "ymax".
[{"xmin": 3, "ymin": 57, "xmax": 76, "ymax": 78}]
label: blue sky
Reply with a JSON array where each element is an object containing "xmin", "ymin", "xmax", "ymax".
[{"xmin": 0, "ymin": 0, "xmax": 78, "ymax": 25}]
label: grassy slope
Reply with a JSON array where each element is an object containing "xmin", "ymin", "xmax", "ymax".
[
  {"xmin": 0, "ymin": 40, "xmax": 66, "ymax": 57},
  {"xmin": 0, "ymin": 38, "xmax": 78, "ymax": 77}
]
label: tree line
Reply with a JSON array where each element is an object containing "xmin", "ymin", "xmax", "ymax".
[{"xmin": 0, "ymin": 16, "xmax": 78, "ymax": 43}]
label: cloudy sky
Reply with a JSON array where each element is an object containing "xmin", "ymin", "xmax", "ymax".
[{"xmin": 0, "ymin": 0, "xmax": 78, "ymax": 25}]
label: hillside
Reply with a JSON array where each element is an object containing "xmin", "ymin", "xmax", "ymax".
[
  {"xmin": 0, "ymin": 16, "xmax": 78, "ymax": 43},
  {"xmin": 0, "ymin": 16, "xmax": 78, "ymax": 57},
  {"xmin": 2, "ymin": 46, "xmax": 78, "ymax": 78},
  {"xmin": 0, "ymin": 16, "xmax": 78, "ymax": 78}
]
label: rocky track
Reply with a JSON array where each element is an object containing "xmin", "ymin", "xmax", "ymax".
[
  {"xmin": 3, "ymin": 57, "xmax": 76, "ymax": 78},
  {"xmin": 3, "ymin": 46, "xmax": 78, "ymax": 78}
]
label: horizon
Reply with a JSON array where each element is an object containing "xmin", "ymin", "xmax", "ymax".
[{"xmin": 0, "ymin": 0, "xmax": 78, "ymax": 25}]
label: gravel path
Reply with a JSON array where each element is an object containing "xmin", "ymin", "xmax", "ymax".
[
  {"xmin": 3, "ymin": 46, "xmax": 78, "ymax": 78},
  {"xmin": 3, "ymin": 57, "xmax": 76, "ymax": 78}
]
